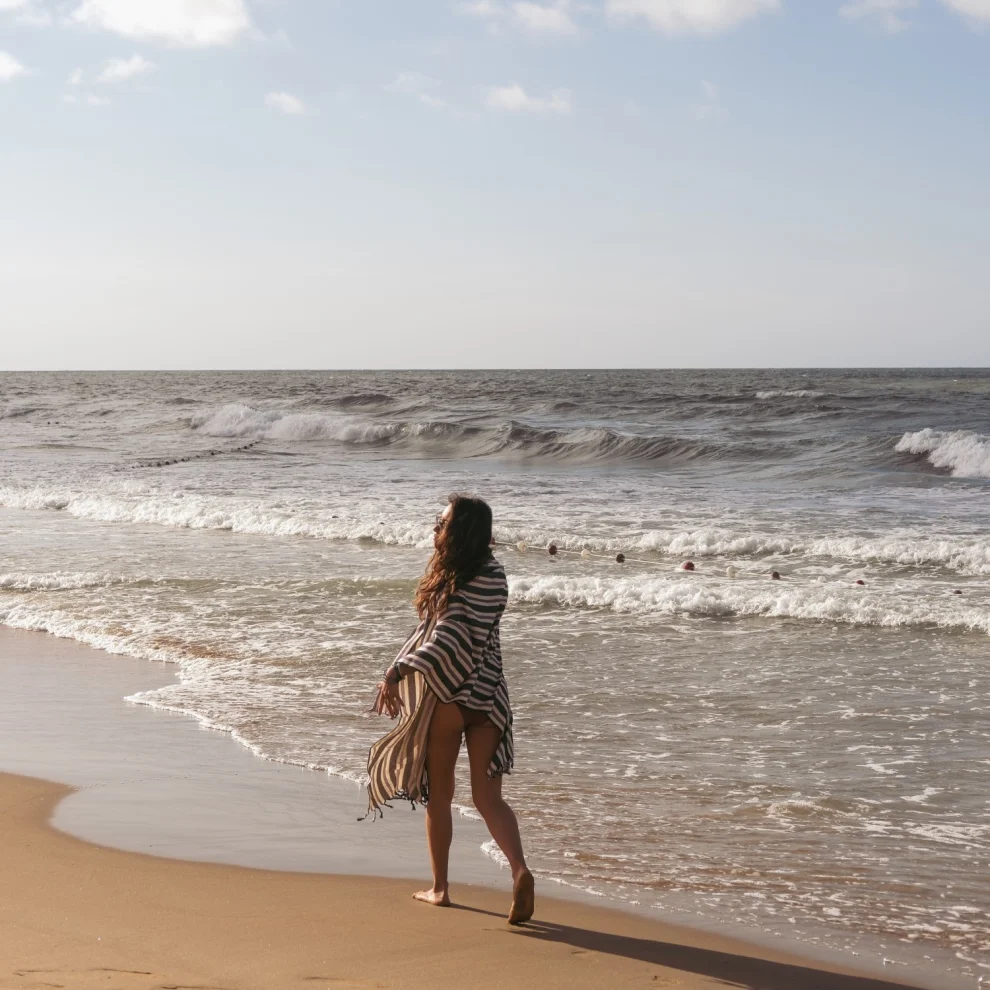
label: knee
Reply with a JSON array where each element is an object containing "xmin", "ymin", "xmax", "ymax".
[
  {"xmin": 426, "ymin": 774, "xmax": 454, "ymax": 811},
  {"xmin": 471, "ymin": 782, "xmax": 500, "ymax": 819},
  {"xmin": 428, "ymin": 781, "xmax": 455, "ymax": 809}
]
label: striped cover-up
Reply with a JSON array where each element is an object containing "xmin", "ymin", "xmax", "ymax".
[{"xmin": 364, "ymin": 555, "xmax": 512, "ymax": 818}]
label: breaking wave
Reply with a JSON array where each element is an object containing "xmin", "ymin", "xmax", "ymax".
[
  {"xmin": 3, "ymin": 484, "xmax": 990, "ymax": 574},
  {"xmin": 508, "ymin": 574, "xmax": 990, "ymax": 635},
  {"xmin": 188, "ymin": 404, "xmax": 767, "ymax": 464},
  {"xmin": 0, "ymin": 571, "xmax": 130, "ymax": 592},
  {"xmin": 0, "ymin": 405, "xmax": 42, "ymax": 419},
  {"xmin": 895, "ymin": 428, "xmax": 990, "ymax": 480}
]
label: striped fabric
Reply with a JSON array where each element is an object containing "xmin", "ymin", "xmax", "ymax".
[{"xmin": 364, "ymin": 555, "xmax": 512, "ymax": 818}]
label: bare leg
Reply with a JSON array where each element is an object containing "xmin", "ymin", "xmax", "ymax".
[
  {"xmin": 466, "ymin": 723, "xmax": 534, "ymax": 924},
  {"xmin": 413, "ymin": 701, "xmax": 464, "ymax": 907}
]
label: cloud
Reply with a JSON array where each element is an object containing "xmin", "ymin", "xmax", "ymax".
[
  {"xmin": 512, "ymin": 1, "xmax": 580, "ymax": 35},
  {"xmin": 485, "ymin": 82, "xmax": 572, "ymax": 113},
  {"xmin": 69, "ymin": 0, "xmax": 253, "ymax": 48},
  {"xmin": 265, "ymin": 90, "xmax": 305, "ymax": 115},
  {"xmin": 1, "ymin": 0, "xmax": 52, "ymax": 26},
  {"xmin": 0, "ymin": 50, "xmax": 27, "ymax": 81},
  {"xmin": 387, "ymin": 71, "xmax": 440, "ymax": 95},
  {"xmin": 97, "ymin": 53, "xmax": 157, "ymax": 83},
  {"xmin": 386, "ymin": 71, "xmax": 452, "ymax": 110},
  {"xmin": 605, "ymin": 0, "xmax": 779, "ymax": 34},
  {"xmin": 459, "ymin": 0, "xmax": 581, "ymax": 37},
  {"xmin": 839, "ymin": 0, "xmax": 918, "ymax": 32},
  {"xmin": 67, "ymin": 67, "xmax": 84, "ymax": 85},
  {"xmin": 691, "ymin": 79, "xmax": 725, "ymax": 119},
  {"xmin": 460, "ymin": 0, "xmax": 503, "ymax": 16},
  {"xmin": 63, "ymin": 91, "xmax": 110, "ymax": 106},
  {"xmin": 938, "ymin": 0, "xmax": 990, "ymax": 25},
  {"xmin": 458, "ymin": 0, "xmax": 508, "ymax": 33}
]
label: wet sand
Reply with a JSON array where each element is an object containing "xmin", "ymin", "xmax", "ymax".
[{"xmin": 0, "ymin": 772, "xmax": 941, "ymax": 990}]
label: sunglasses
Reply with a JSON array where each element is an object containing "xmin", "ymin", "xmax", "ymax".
[{"xmin": 434, "ymin": 513, "xmax": 449, "ymax": 531}]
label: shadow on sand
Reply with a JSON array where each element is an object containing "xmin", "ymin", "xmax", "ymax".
[{"xmin": 453, "ymin": 903, "xmax": 930, "ymax": 990}]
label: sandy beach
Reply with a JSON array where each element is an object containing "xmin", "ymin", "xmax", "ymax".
[
  {"xmin": 0, "ymin": 768, "xmax": 942, "ymax": 990},
  {"xmin": 0, "ymin": 626, "xmax": 949, "ymax": 990}
]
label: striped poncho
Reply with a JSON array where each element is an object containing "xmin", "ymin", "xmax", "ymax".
[{"xmin": 364, "ymin": 555, "xmax": 512, "ymax": 818}]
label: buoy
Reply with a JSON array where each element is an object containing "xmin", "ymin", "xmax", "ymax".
[
  {"xmin": 616, "ymin": 553, "xmax": 625, "ymax": 563},
  {"xmin": 682, "ymin": 561, "xmax": 695, "ymax": 571},
  {"xmin": 548, "ymin": 543, "xmax": 558, "ymax": 556},
  {"xmin": 580, "ymin": 549, "xmax": 591, "ymax": 559},
  {"xmin": 855, "ymin": 579, "xmax": 866, "ymax": 586},
  {"xmin": 770, "ymin": 571, "xmax": 781, "ymax": 580},
  {"xmin": 726, "ymin": 566, "xmax": 738, "ymax": 578},
  {"xmin": 516, "ymin": 541, "xmax": 527, "ymax": 552}
]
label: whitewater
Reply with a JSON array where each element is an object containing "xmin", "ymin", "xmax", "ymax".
[{"xmin": 1, "ymin": 368, "xmax": 988, "ymax": 985}]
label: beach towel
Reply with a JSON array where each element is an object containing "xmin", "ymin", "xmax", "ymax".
[{"xmin": 364, "ymin": 621, "xmax": 439, "ymax": 816}]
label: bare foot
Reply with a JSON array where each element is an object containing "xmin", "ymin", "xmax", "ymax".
[
  {"xmin": 412, "ymin": 887, "xmax": 450, "ymax": 907},
  {"xmin": 508, "ymin": 869, "xmax": 535, "ymax": 925}
]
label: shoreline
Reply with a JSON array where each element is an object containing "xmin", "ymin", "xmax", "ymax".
[
  {"xmin": 0, "ymin": 625, "xmax": 960, "ymax": 989},
  {"xmin": 0, "ymin": 625, "xmax": 505, "ymax": 886},
  {"xmin": 0, "ymin": 771, "xmax": 943, "ymax": 990}
]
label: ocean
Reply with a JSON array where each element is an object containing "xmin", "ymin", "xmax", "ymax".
[{"xmin": 1, "ymin": 369, "xmax": 988, "ymax": 982}]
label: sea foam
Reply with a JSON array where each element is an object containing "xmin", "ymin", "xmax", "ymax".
[
  {"xmin": 895, "ymin": 428, "xmax": 990, "ymax": 480},
  {"xmin": 0, "ymin": 571, "xmax": 129, "ymax": 591},
  {"xmin": 507, "ymin": 573, "xmax": 990, "ymax": 634},
  {"xmin": 4, "ymin": 483, "xmax": 990, "ymax": 573},
  {"xmin": 190, "ymin": 404, "xmax": 402, "ymax": 444},
  {"xmin": 755, "ymin": 389, "xmax": 826, "ymax": 399}
]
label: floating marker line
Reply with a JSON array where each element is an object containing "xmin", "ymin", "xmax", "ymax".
[
  {"xmin": 490, "ymin": 542, "xmax": 908, "ymax": 588},
  {"xmin": 494, "ymin": 541, "xmax": 659, "ymax": 567}
]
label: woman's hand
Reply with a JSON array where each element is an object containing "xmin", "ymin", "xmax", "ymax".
[{"xmin": 372, "ymin": 670, "xmax": 403, "ymax": 718}]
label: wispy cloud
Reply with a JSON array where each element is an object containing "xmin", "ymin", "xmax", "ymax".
[
  {"xmin": 385, "ymin": 71, "xmax": 455, "ymax": 111},
  {"xmin": 512, "ymin": 1, "xmax": 580, "ymax": 35},
  {"xmin": 69, "ymin": 0, "xmax": 253, "ymax": 48},
  {"xmin": 265, "ymin": 91, "xmax": 306, "ymax": 116},
  {"xmin": 459, "ymin": 0, "xmax": 503, "ymax": 17},
  {"xmin": 691, "ymin": 79, "xmax": 725, "ymax": 120},
  {"xmin": 458, "ymin": 0, "xmax": 511, "ymax": 35},
  {"xmin": 839, "ymin": 0, "xmax": 918, "ymax": 33},
  {"xmin": 0, "ymin": 50, "xmax": 27, "ymax": 81},
  {"xmin": 605, "ymin": 0, "xmax": 779, "ymax": 35},
  {"xmin": 459, "ymin": 0, "xmax": 581, "ymax": 37},
  {"xmin": 62, "ymin": 54, "xmax": 156, "ymax": 95},
  {"xmin": 0, "ymin": 0, "xmax": 51, "ymax": 26},
  {"xmin": 97, "ymin": 53, "xmax": 157, "ymax": 83},
  {"xmin": 485, "ymin": 82, "xmax": 572, "ymax": 113},
  {"xmin": 63, "ymin": 91, "xmax": 111, "ymax": 106},
  {"xmin": 938, "ymin": 0, "xmax": 990, "ymax": 27}
]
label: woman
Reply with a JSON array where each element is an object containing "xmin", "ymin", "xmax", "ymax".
[{"xmin": 365, "ymin": 494, "xmax": 534, "ymax": 925}]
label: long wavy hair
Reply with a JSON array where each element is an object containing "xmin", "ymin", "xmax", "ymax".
[{"xmin": 414, "ymin": 493, "xmax": 493, "ymax": 619}]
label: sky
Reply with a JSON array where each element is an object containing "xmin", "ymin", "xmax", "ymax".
[{"xmin": 1, "ymin": 0, "xmax": 988, "ymax": 369}]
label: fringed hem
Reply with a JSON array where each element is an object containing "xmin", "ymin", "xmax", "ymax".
[{"xmin": 358, "ymin": 790, "xmax": 417, "ymax": 822}]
